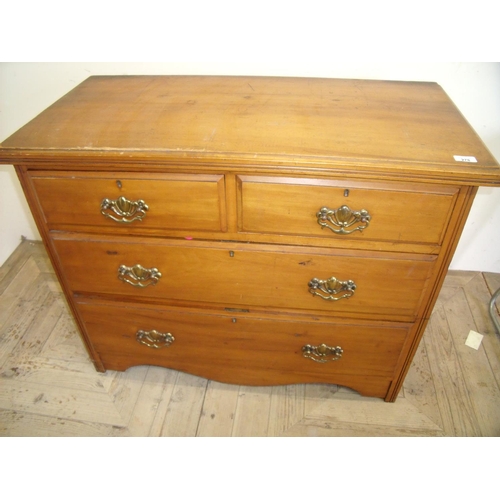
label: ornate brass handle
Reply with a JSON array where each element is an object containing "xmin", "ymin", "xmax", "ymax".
[
  {"xmin": 118, "ymin": 264, "xmax": 162, "ymax": 287},
  {"xmin": 136, "ymin": 329, "xmax": 175, "ymax": 349},
  {"xmin": 317, "ymin": 205, "xmax": 371, "ymax": 234},
  {"xmin": 308, "ymin": 276, "xmax": 356, "ymax": 301},
  {"xmin": 101, "ymin": 196, "xmax": 149, "ymax": 223},
  {"xmin": 302, "ymin": 344, "xmax": 343, "ymax": 363}
]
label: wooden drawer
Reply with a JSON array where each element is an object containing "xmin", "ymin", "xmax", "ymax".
[
  {"xmin": 237, "ymin": 176, "xmax": 458, "ymax": 246},
  {"xmin": 53, "ymin": 236, "xmax": 436, "ymax": 321},
  {"xmin": 30, "ymin": 171, "xmax": 227, "ymax": 233},
  {"xmin": 76, "ymin": 299, "xmax": 412, "ymax": 398}
]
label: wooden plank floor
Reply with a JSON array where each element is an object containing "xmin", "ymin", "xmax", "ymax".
[{"xmin": 1, "ymin": 240, "xmax": 499, "ymax": 436}]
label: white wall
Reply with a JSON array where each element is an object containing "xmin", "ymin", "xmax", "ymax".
[{"xmin": 1, "ymin": 62, "xmax": 499, "ymax": 271}]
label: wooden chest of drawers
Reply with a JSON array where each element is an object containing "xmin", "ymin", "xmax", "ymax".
[{"xmin": 1, "ymin": 76, "xmax": 499, "ymax": 401}]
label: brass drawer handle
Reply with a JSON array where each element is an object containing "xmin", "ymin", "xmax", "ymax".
[
  {"xmin": 302, "ymin": 344, "xmax": 343, "ymax": 363},
  {"xmin": 101, "ymin": 196, "xmax": 149, "ymax": 223},
  {"xmin": 118, "ymin": 264, "xmax": 162, "ymax": 287},
  {"xmin": 308, "ymin": 276, "xmax": 356, "ymax": 301},
  {"xmin": 317, "ymin": 205, "xmax": 371, "ymax": 234},
  {"xmin": 136, "ymin": 329, "xmax": 175, "ymax": 349}
]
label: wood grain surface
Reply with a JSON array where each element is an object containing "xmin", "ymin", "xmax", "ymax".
[{"xmin": 1, "ymin": 76, "xmax": 499, "ymax": 184}]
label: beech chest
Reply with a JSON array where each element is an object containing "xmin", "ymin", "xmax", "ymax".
[{"xmin": 1, "ymin": 76, "xmax": 499, "ymax": 401}]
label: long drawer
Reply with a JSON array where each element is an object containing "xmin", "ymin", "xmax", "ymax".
[
  {"xmin": 76, "ymin": 299, "xmax": 412, "ymax": 398},
  {"xmin": 30, "ymin": 171, "xmax": 227, "ymax": 233},
  {"xmin": 237, "ymin": 176, "xmax": 458, "ymax": 246},
  {"xmin": 53, "ymin": 236, "xmax": 436, "ymax": 321}
]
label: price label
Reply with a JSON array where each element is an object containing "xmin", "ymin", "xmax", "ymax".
[{"xmin": 454, "ymin": 155, "xmax": 477, "ymax": 163}]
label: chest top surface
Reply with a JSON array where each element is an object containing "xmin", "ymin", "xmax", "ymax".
[{"xmin": 0, "ymin": 75, "xmax": 499, "ymax": 184}]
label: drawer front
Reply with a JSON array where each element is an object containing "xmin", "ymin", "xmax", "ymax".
[
  {"xmin": 76, "ymin": 300, "xmax": 411, "ymax": 396},
  {"xmin": 237, "ymin": 176, "xmax": 458, "ymax": 245},
  {"xmin": 54, "ymin": 237, "xmax": 435, "ymax": 321},
  {"xmin": 30, "ymin": 172, "xmax": 227, "ymax": 233}
]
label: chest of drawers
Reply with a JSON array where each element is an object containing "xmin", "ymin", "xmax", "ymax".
[{"xmin": 1, "ymin": 76, "xmax": 499, "ymax": 401}]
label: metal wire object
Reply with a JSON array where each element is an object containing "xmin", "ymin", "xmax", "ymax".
[{"xmin": 490, "ymin": 287, "xmax": 500, "ymax": 335}]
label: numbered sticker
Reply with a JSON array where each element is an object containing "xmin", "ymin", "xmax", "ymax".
[{"xmin": 454, "ymin": 155, "xmax": 477, "ymax": 163}]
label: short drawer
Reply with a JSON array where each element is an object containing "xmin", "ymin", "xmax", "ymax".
[
  {"xmin": 76, "ymin": 300, "xmax": 412, "ymax": 398},
  {"xmin": 237, "ymin": 176, "xmax": 458, "ymax": 246},
  {"xmin": 54, "ymin": 236, "xmax": 436, "ymax": 322},
  {"xmin": 30, "ymin": 171, "xmax": 227, "ymax": 233}
]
